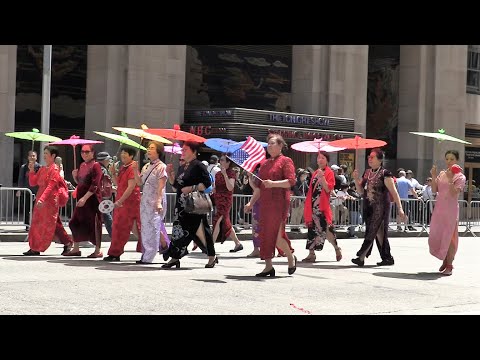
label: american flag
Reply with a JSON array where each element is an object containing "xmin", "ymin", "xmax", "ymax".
[{"xmin": 229, "ymin": 136, "xmax": 266, "ymax": 173}]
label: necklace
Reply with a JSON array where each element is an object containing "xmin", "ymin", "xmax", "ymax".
[{"xmin": 367, "ymin": 167, "xmax": 381, "ymax": 181}]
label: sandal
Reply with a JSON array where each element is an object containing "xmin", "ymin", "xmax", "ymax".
[
  {"xmin": 439, "ymin": 261, "xmax": 447, "ymax": 272},
  {"xmin": 63, "ymin": 250, "xmax": 82, "ymax": 257},
  {"xmin": 302, "ymin": 255, "xmax": 316, "ymax": 263},
  {"xmin": 87, "ymin": 252, "xmax": 103, "ymax": 258},
  {"xmin": 442, "ymin": 265, "xmax": 453, "ymax": 276}
]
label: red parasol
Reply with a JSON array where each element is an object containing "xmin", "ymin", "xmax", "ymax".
[
  {"xmin": 144, "ymin": 124, "xmax": 206, "ymax": 143},
  {"xmin": 329, "ymin": 136, "xmax": 387, "ymax": 169},
  {"xmin": 49, "ymin": 135, "xmax": 103, "ymax": 169}
]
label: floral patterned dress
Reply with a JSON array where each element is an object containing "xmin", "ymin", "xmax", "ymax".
[{"xmin": 139, "ymin": 159, "xmax": 170, "ymax": 263}]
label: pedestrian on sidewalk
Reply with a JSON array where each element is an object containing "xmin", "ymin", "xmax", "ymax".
[
  {"xmin": 428, "ymin": 150, "xmax": 466, "ymax": 276},
  {"xmin": 16, "ymin": 150, "xmax": 40, "ymax": 231}
]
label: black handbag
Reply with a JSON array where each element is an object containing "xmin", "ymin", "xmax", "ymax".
[{"xmin": 184, "ymin": 190, "xmax": 213, "ymax": 215}]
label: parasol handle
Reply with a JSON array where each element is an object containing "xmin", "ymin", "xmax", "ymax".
[{"xmin": 73, "ymin": 145, "xmax": 77, "ymax": 170}]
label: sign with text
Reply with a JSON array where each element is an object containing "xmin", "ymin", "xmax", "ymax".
[
  {"xmin": 465, "ymin": 147, "xmax": 480, "ymax": 163},
  {"xmin": 338, "ymin": 152, "xmax": 355, "ymax": 178}
]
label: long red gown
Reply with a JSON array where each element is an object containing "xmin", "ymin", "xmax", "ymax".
[
  {"xmin": 212, "ymin": 168, "xmax": 236, "ymax": 243},
  {"xmin": 107, "ymin": 163, "xmax": 142, "ymax": 257},
  {"xmin": 257, "ymin": 155, "xmax": 296, "ymax": 260},
  {"xmin": 28, "ymin": 163, "xmax": 72, "ymax": 252},
  {"xmin": 69, "ymin": 160, "xmax": 102, "ymax": 244}
]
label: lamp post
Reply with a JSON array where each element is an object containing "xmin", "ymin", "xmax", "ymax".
[{"xmin": 40, "ymin": 45, "xmax": 52, "ymax": 164}]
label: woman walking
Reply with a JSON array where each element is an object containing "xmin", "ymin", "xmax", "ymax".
[
  {"xmin": 133, "ymin": 141, "xmax": 170, "ymax": 264},
  {"xmin": 302, "ymin": 151, "xmax": 342, "ymax": 262},
  {"xmin": 212, "ymin": 153, "xmax": 243, "ymax": 252},
  {"xmin": 428, "ymin": 150, "xmax": 466, "ymax": 276},
  {"xmin": 351, "ymin": 148, "xmax": 405, "ymax": 267},
  {"xmin": 244, "ymin": 134, "xmax": 296, "ymax": 277},
  {"xmin": 163, "ymin": 141, "xmax": 216, "ymax": 268}
]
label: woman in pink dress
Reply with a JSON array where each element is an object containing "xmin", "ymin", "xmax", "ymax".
[{"xmin": 428, "ymin": 150, "xmax": 466, "ymax": 276}]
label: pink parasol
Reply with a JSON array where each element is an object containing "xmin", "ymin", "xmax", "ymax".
[
  {"xmin": 49, "ymin": 135, "xmax": 103, "ymax": 169},
  {"xmin": 291, "ymin": 138, "xmax": 346, "ymax": 153},
  {"xmin": 164, "ymin": 143, "xmax": 182, "ymax": 154}
]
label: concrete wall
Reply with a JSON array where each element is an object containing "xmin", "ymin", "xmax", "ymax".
[{"xmin": 0, "ymin": 45, "xmax": 17, "ymax": 187}]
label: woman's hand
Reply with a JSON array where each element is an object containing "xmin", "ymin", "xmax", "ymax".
[
  {"xmin": 316, "ymin": 169, "xmax": 324, "ymax": 179},
  {"xmin": 397, "ymin": 208, "xmax": 406, "ymax": 222},
  {"xmin": 114, "ymin": 200, "xmax": 123, "ymax": 208},
  {"xmin": 352, "ymin": 169, "xmax": 360, "ymax": 181},
  {"xmin": 72, "ymin": 169, "xmax": 78, "ymax": 178},
  {"xmin": 244, "ymin": 202, "xmax": 253, "ymax": 213},
  {"xmin": 430, "ymin": 165, "xmax": 437, "ymax": 178},
  {"xmin": 36, "ymin": 200, "xmax": 44, "ymax": 208},
  {"xmin": 76, "ymin": 197, "xmax": 86, "ymax": 208},
  {"xmin": 263, "ymin": 180, "xmax": 275, "ymax": 188},
  {"xmin": 166, "ymin": 163, "xmax": 174, "ymax": 176}
]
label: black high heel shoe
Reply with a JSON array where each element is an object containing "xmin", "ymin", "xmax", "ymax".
[
  {"xmin": 255, "ymin": 268, "xmax": 275, "ymax": 277},
  {"xmin": 162, "ymin": 259, "xmax": 180, "ymax": 268},
  {"xmin": 288, "ymin": 255, "xmax": 297, "ymax": 275},
  {"xmin": 205, "ymin": 257, "xmax": 219, "ymax": 268}
]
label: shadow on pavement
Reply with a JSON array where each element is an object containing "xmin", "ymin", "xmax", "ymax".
[
  {"xmin": 192, "ymin": 279, "xmax": 227, "ymax": 284},
  {"xmin": 225, "ymin": 274, "xmax": 290, "ymax": 282},
  {"xmin": 372, "ymin": 272, "xmax": 445, "ymax": 281},
  {"xmin": 308, "ymin": 264, "xmax": 378, "ymax": 269},
  {"xmin": 2, "ymin": 255, "xmax": 65, "ymax": 261}
]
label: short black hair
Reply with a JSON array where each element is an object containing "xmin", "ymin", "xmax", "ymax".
[
  {"xmin": 370, "ymin": 148, "xmax": 385, "ymax": 160},
  {"xmin": 183, "ymin": 141, "xmax": 202, "ymax": 155},
  {"xmin": 120, "ymin": 146, "xmax": 137, "ymax": 158},
  {"xmin": 44, "ymin": 145, "xmax": 59, "ymax": 158}
]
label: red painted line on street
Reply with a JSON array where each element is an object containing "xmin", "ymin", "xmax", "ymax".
[{"xmin": 290, "ymin": 303, "xmax": 312, "ymax": 314}]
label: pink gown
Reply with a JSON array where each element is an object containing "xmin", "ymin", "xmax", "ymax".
[{"xmin": 428, "ymin": 170, "xmax": 466, "ymax": 260}]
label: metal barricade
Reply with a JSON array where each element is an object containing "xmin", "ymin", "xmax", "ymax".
[
  {"xmin": 389, "ymin": 198, "xmax": 428, "ymax": 236},
  {"xmin": 58, "ymin": 189, "xmax": 77, "ymax": 226},
  {"xmin": 458, "ymin": 200, "xmax": 473, "ymax": 236},
  {"xmin": 0, "ymin": 187, "xmax": 34, "ymax": 229},
  {"xmin": 467, "ymin": 200, "xmax": 480, "ymax": 237}
]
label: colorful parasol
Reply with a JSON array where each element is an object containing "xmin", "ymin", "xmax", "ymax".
[
  {"xmin": 49, "ymin": 135, "xmax": 103, "ymax": 169},
  {"xmin": 145, "ymin": 124, "xmax": 206, "ymax": 143},
  {"xmin": 5, "ymin": 128, "xmax": 62, "ymax": 150}
]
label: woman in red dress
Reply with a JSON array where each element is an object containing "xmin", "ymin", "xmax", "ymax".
[
  {"xmin": 212, "ymin": 153, "xmax": 243, "ymax": 252},
  {"xmin": 65, "ymin": 144, "xmax": 103, "ymax": 258},
  {"xmin": 103, "ymin": 146, "xmax": 142, "ymax": 261},
  {"xmin": 23, "ymin": 146, "xmax": 73, "ymax": 255},
  {"xmin": 245, "ymin": 134, "xmax": 297, "ymax": 277}
]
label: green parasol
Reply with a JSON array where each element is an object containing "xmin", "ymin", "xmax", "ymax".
[
  {"xmin": 410, "ymin": 129, "xmax": 472, "ymax": 145},
  {"xmin": 5, "ymin": 128, "xmax": 62, "ymax": 150},
  {"xmin": 93, "ymin": 131, "xmax": 147, "ymax": 150}
]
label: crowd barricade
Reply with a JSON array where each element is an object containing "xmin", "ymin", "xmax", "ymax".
[
  {"xmin": 4, "ymin": 188, "xmax": 480, "ymax": 238},
  {"xmin": 0, "ymin": 187, "xmax": 34, "ymax": 229},
  {"xmin": 388, "ymin": 198, "xmax": 428, "ymax": 236}
]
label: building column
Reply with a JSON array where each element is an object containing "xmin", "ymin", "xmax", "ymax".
[
  {"xmin": 292, "ymin": 45, "xmax": 369, "ymax": 172},
  {"xmin": 125, "ymin": 45, "xmax": 187, "ymax": 130},
  {"xmin": 0, "ymin": 45, "xmax": 17, "ymax": 187},
  {"xmin": 398, "ymin": 45, "xmax": 467, "ymax": 178},
  {"xmin": 85, "ymin": 45, "xmax": 187, "ymax": 155}
]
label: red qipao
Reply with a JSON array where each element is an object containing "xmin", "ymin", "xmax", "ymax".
[
  {"xmin": 69, "ymin": 160, "xmax": 103, "ymax": 244},
  {"xmin": 257, "ymin": 155, "xmax": 296, "ymax": 260},
  {"xmin": 28, "ymin": 164, "xmax": 72, "ymax": 252},
  {"xmin": 212, "ymin": 168, "xmax": 236, "ymax": 242},
  {"xmin": 107, "ymin": 163, "xmax": 142, "ymax": 256},
  {"xmin": 304, "ymin": 167, "xmax": 335, "ymax": 226}
]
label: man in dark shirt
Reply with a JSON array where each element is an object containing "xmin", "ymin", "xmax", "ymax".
[{"xmin": 16, "ymin": 150, "xmax": 41, "ymax": 230}]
